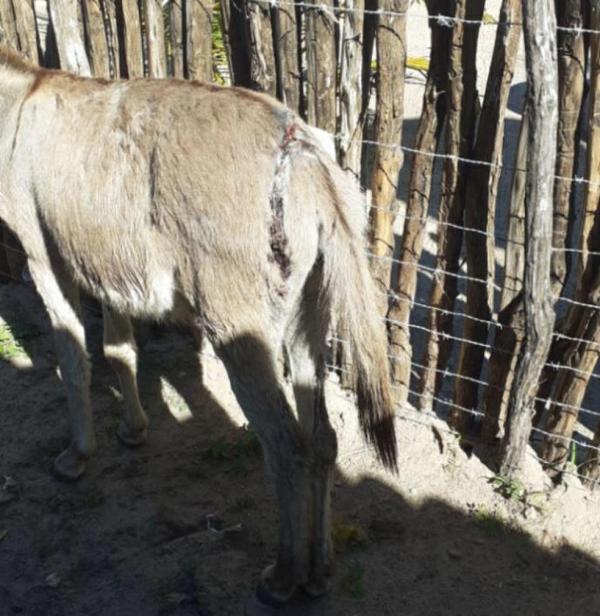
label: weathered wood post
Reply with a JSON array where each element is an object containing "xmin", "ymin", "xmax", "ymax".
[
  {"xmin": 48, "ymin": 0, "xmax": 91, "ymax": 76},
  {"xmin": 119, "ymin": 0, "xmax": 144, "ymax": 77},
  {"xmin": 417, "ymin": 0, "xmax": 484, "ymax": 411},
  {"xmin": 245, "ymin": 0, "xmax": 277, "ymax": 94},
  {"xmin": 551, "ymin": 0, "xmax": 586, "ymax": 296},
  {"xmin": 387, "ymin": 0, "xmax": 450, "ymax": 405},
  {"xmin": 0, "ymin": 1, "xmax": 19, "ymax": 51},
  {"xmin": 272, "ymin": 0, "xmax": 300, "ymax": 111},
  {"xmin": 368, "ymin": 0, "xmax": 409, "ymax": 313},
  {"xmin": 338, "ymin": 0, "xmax": 364, "ymax": 177},
  {"xmin": 82, "ymin": 0, "xmax": 111, "ymax": 78},
  {"xmin": 451, "ymin": 0, "xmax": 522, "ymax": 432},
  {"xmin": 305, "ymin": 0, "xmax": 337, "ymax": 133},
  {"xmin": 500, "ymin": 0, "xmax": 558, "ymax": 478},
  {"xmin": 170, "ymin": 0, "xmax": 185, "ymax": 78},
  {"xmin": 144, "ymin": 0, "xmax": 167, "ymax": 78},
  {"xmin": 12, "ymin": 0, "xmax": 38, "ymax": 63},
  {"xmin": 186, "ymin": 0, "xmax": 213, "ymax": 82}
]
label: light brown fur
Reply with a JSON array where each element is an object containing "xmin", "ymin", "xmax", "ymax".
[{"xmin": 0, "ymin": 46, "xmax": 397, "ymax": 603}]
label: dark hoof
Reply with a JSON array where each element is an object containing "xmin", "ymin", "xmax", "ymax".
[
  {"xmin": 256, "ymin": 564, "xmax": 297, "ymax": 607},
  {"xmin": 300, "ymin": 578, "xmax": 333, "ymax": 600},
  {"xmin": 117, "ymin": 421, "xmax": 148, "ymax": 447},
  {"xmin": 245, "ymin": 589, "xmax": 331, "ymax": 616},
  {"xmin": 52, "ymin": 446, "xmax": 88, "ymax": 481}
]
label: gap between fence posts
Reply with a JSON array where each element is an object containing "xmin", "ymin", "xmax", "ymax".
[{"xmin": 499, "ymin": 0, "xmax": 558, "ymax": 479}]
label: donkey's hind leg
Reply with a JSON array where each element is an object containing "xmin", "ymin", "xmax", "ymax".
[
  {"xmin": 285, "ymin": 270, "xmax": 337, "ymax": 598},
  {"xmin": 102, "ymin": 306, "xmax": 148, "ymax": 446},
  {"xmin": 27, "ymin": 259, "xmax": 96, "ymax": 480},
  {"xmin": 214, "ymin": 332, "xmax": 310, "ymax": 605}
]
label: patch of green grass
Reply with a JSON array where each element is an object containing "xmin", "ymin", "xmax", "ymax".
[
  {"xmin": 340, "ymin": 562, "xmax": 365, "ymax": 599},
  {"xmin": 473, "ymin": 507, "xmax": 507, "ymax": 537},
  {"xmin": 0, "ymin": 322, "xmax": 30, "ymax": 360},
  {"xmin": 569, "ymin": 441, "xmax": 577, "ymax": 466},
  {"xmin": 332, "ymin": 517, "xmax": 369, "ymax": 553},
  {"xmin": 203, "ymin": 426, "xmax": 261, "ymax": 463},
  {"xmin": 489, "ymin": 474, "xmax": 526, "ymax": 502},
  {"xmin": 488, "ymin": 474, "xmax": 548, "ymax": 515}
]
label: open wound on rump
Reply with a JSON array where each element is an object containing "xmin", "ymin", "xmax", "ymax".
[{"xmin": 268, "ymin": 120, "xmax": 302, "ymax": 287}]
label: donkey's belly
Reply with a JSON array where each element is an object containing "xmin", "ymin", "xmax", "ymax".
[{"xmin": 66, "ymin": 231, "xmax": 178, "ymax": 319}]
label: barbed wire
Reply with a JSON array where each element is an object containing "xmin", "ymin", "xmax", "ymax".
[{"xmin": 268, "ymin": 0, "xmax": 600, "ymax": 38}]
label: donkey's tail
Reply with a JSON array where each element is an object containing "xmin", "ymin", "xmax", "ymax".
[{"xmin": 312, "ymin": 148, "xmax": 398, "ymax": 472}]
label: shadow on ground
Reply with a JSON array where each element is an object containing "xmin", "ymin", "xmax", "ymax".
[{"xmin": 1, "ymin": 281, "xmax": 599, "ymax": 616}]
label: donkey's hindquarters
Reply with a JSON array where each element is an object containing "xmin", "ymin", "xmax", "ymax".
[
  {"xmin": 0, "ymin": 46, "xmax": 397, "ymax": 606},
  {"xmin": 205, "ymin": 138, "xmax": 398, "ymax": 603}
]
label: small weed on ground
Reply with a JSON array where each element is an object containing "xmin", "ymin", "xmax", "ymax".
[
  {"xmin": 332, "ymin": 517, "xmax": 369, "ymax": 553},
  {"xmin": 473, "ymin": 507, "xmax": 508, "ymax": 537},
  {"xmin": 203, "ymin": 427, "xmax": 261, "ymax": 462},
  {"xmin": 340, "ymin": 562, "xmax": 366, "ymax": 599}
]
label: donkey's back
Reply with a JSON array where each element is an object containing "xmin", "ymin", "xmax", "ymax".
[{"xmin": 5, "ymin": 68, "xmax": 311, "ymax": 321}]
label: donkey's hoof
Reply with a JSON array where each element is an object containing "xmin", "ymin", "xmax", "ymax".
[
  {"xmin": 300, "ymin": 575, "xmax": 333, "ymax": 599},
  {"xmin": 256, "ymin": 564, "xmax": 296, "ymax": 607},
  {"xmin": 117, "ymin": 421, "xmax": 148, "ymax": 447},
  {"xmin": 52, "ymin": 446, "xmax": 87, "ymax": 481}
]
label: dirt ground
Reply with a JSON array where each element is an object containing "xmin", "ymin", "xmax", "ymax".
[{"xmin": 1, "ymin": 282, "xmax": 600, "ymax": 616}]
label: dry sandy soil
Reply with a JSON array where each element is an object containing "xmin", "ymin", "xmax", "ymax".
[{"xmin": 1, "ymin": 281, "xmax": 600, "ymax": 616}]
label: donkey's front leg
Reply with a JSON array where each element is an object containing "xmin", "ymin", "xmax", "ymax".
[
  {"xmin": 28, "ymin": 260, "xmax": 96, "ymax": 480},
  {"xmin": 102, "ymin": 305, "xmax": 148, "ymax": 446}
]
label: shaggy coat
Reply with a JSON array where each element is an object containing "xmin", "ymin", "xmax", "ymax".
[{"xmin": 0, "ymin": 46, "xmax": 397, "ymax": 604}]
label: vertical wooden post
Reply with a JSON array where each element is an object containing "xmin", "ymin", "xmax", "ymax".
[
  {"xmin": 305, "ymin": 0, "xmax": 336, "ymax": 132},
  {"xmin": 551, "ymin": 0, "xmax": 586, "ymax": 295},
  {"xmin": 338, "ymin": 0, "xmax": 364, "ymax": 177},
  {"xmin": 387, "ymin": 0, "xmax": 450, "ymax": 405},
  {"xmin": 483, "ymin": 109, "xmax": 529, "ymax": 444},
  {"xmin": 48, "ymin": 0, "xmax": 91, "ymax": 75},
  {"xmin": 186, "ymin": 0, "xmax": 213, "ymax": 82},
  {"xmin": 273, "ymin": 0, "xmax": 300, "ymax": 111},
  {"xmin": 12, "ymin": 0, "xmax": 39, "ymax": 63},
  {"xmin": 532, "ymin": 0, "xmax": 587, "ymax": 433},
  {"xmin": 451, "ymin": 0, "xmax": 522, "ymax": 432},
  {"xmin": 144, "ymin": 0, "xmax": 167, "ymax": 78},
  {"xmin": 368, "ymin": 0, "xmax": 408, "ymax": 312},
  {"xmin": 576, "ymin": 2, "xmax": 600, "ymax": 280},
  {"xmin": 102, "ymin": 0, "xmax": 120, "ymax": 78},
  {"xmin": 500, "ymin": 111, "xmax": 529, "ymax": 309},
  {"xmin": 536, "ymin": 3, "xmax": 600, "ymax": 476},
  {"xmin": 170, "ymin": 0, "xmax": 185, "ymax": 78},
  {"xmin": 0, "ymin": 1, "xmax": 19, "ymax": 50},
  {"xmin": 417, "ymin": 0, "xmax": 484, "ymax": 411},
  {"xmin": 245, "ymin": 0, "xmax": 276, "ymax": 93},
  {"xmin": 119, "ymin": 0, "xmax": 144, "ymax": 77},
  {"xmin": 82, "ymin": 0, "xmax": 111, "ymax": 77},
  {"xmin": 500, "ymin": 0, "xmax": 558, "ymax": 479}
]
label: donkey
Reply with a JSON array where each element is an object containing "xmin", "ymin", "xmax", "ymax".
[{"xmin": 0, "ymin": 46, "xmax": 397, "ymax": 604}]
